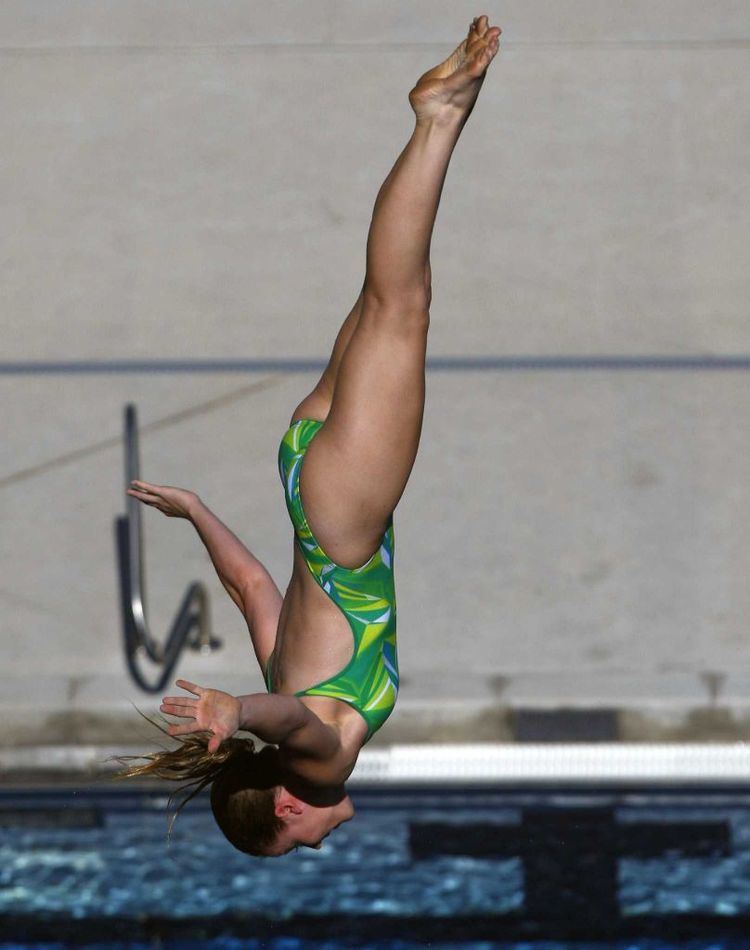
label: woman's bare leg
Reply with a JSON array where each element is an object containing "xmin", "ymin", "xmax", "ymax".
[
  {"xmin": 289, "ymin": 286, "xmax": 367, "ymax": 425},
  {"xmin": 301, "ymin": 16, "xmax": 502, "ymax": 567},
  {"xmin": 290, "ymin": 263, "xmax": 430, "ymax": 425}
]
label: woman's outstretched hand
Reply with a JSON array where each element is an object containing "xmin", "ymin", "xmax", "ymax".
[
  {"xmin": 126, "ymin": 480, "xmax": 199, "ymax": 520},
  {"xmin": 160, "ymin": 679, "xmax": 241, "ymax": 754}
]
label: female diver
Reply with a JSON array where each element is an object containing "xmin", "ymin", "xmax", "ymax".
[{"xmin": 117, "ymin": 16, "xmax": 502, "ymax": 857}]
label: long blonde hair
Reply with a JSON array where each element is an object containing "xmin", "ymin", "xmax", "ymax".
[{"xmin": 109, "ymin": 712, "xmax": 285, "ymax": 857}]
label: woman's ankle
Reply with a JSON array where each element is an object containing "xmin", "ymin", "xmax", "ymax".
[{"xmin": 414, "ymin": 105, "xmax": 467, "ymax": 132}]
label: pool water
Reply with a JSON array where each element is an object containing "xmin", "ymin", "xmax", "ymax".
[{"xmin": 1, "ymin": 784, "xmax": 749, "ymax": 948}]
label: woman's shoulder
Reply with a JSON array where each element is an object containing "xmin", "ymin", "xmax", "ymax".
[
  {"xmin": 277, "ymin": 711, "xmax": 362, "ymax": 787},
  {"xmin": 278, "ymin": 742, "xmax": 358, "ymax": 787}
]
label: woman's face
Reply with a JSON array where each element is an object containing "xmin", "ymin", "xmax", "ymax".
[{"xmin": 270, "ymin": 789, "xmax": 355, "ymax": 856}]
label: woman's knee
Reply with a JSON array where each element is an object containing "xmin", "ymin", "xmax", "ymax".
[{"xmin": 362, "ymin": 287, "xmax": 431, "ymax": 328}]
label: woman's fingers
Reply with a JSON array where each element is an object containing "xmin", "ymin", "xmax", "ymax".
[
  {"xmin": 160, "ymin": 702, "xmax": 196, "ymax": 718},
  {"xmin": 127, "ymin": 490, "xmax": 170, "ymax": 516},
  {"xmin": 131, "ymin": 479, "xmax": 160, "ymax": 493},
  {"xmin": 127, "ymin": 488, "xmax": 160, "ymax": 505},
  {"xmin": 126, "ymin": 491, "xmax": 153, "ymax": 505},
  {"xmin": 161, "ymin": 695, "xmax": 197, "ymax": 707},
  {"xmin": 175, "ymin": 679, "xmax": 204, "ymax": 696},
  {"xmin": 128, "ymin": 481, "xmax": 166, "ymax": 501}
]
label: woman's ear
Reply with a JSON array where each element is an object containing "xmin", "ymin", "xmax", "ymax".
[{"xmin": 274, "ymin": 786, "xmax": 304, "ymax": 818}]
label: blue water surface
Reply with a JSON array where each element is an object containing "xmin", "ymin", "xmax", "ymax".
[{"xmin": 1, "ymin": 785, "xmax": 749, "ymax": 948}]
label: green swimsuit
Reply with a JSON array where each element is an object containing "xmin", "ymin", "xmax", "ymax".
[{"xmin": 265, "ymin": 418, "xmax": 399, "ymax": 743}]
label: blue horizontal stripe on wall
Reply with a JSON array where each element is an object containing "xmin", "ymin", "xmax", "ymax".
[{"xmin": 3, "ymin": 355, "xmax": 750, "ymax": 374}]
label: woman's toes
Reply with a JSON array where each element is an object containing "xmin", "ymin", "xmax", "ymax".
[
  {"xmin": 466, "ymin": 33, "xmax": 499, "ymax": 75},
  {"xmin": 484, "ymin": 28, "xmax": 501, "ymax": 56},
  {"xmin": 476, "ymin": 14, "xmax": 489, "ymax": 37}
]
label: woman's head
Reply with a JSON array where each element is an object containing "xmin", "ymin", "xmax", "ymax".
[
  {"xmin": 111, "ymin": 719, "xmax": 353, "ymax": 857},
  {"xmin": 210, "ymin": 745, "xmax": 354, "ymax": 856},
  {"xmin": 258, "ymin": 780, "xmax": 355, "ymax": 856},
  {"xmin": 208, "ymin": 741, "xmax": 285, "ymax": 855}
]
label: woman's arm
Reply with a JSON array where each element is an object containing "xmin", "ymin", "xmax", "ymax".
[
  {"xmin": 127, "ymin": 482, "xmax": 282, "ymax": 674},
  {"xmin": 187, "ymin": 497, "xmax": 276, "ymax": 612},
  {"xmin": 187, "ymin": 501, "xmax": 282, "ymax": 673},
  {"xmin": 237, "ymin": 693, "xmax": 340, "ymax": 761},
  {"xmin": 127, "ymin": 479, "xmax": 281, "ymax": 613},
  {"xmin": 161, "ymin": 681, "xmax": 341, "ymax": 763}
]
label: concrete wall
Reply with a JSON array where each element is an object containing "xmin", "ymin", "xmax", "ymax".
[{"xmin": 2, "ymin": 1, "xmax": 749, "ymax": 748}]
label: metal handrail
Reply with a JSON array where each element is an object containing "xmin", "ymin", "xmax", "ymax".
[{"xmin": 114, "ymin": 403, "xmax": 221, "ymax": 692}]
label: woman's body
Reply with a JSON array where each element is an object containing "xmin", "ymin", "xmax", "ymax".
[{"xmin": 125, "ymin": 16, "xmax": 502, "ymax": 857}]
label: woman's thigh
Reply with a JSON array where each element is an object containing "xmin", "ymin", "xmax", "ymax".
[{"xmin": 299, "ymin": 299, "xmax": 429, "ymax": 568}]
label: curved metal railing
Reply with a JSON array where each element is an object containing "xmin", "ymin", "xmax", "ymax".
[{"xmin": 114, "ymin": 403, "xmax": 221, "ymax": 692}]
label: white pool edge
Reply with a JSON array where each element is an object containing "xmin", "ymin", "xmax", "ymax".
[{"xmin": 1, "ymin": 742, "xmax": 749, "ymax": 783}]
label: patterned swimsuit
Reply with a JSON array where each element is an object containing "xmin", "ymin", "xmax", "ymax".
[{"xmin": 265, "ymin": 418, "xmax": 399, "ymax": 743}]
